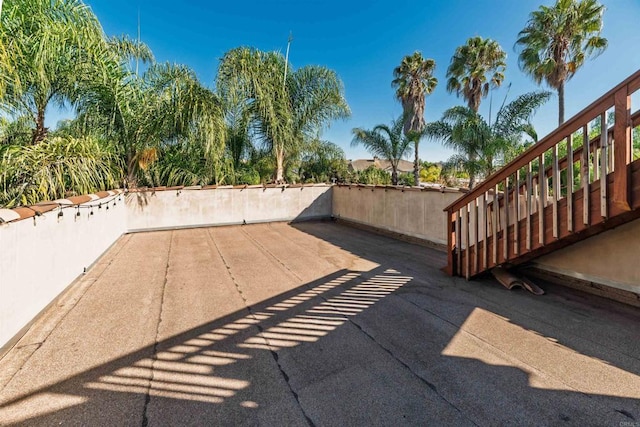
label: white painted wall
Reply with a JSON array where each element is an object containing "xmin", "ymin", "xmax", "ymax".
[
  {"xmin": 0, "ymin": 198, "xmax": 126, "ymax": 348},
  {"xmin": 125, "ymin": 186, "xmax": 332, "ymax": 232},
  {"xmin": 332, "ymin": 186, "xmax": 464, "ymax": 246},
  {"xmin": 0, "ymin": 186, "xmax": 333, "ymax": 349},
  {"xmin": 534, "ymin": 218, "xmax": 640, "ymax": 294},
  {"xmin": 2, "ymin": 183, "xmax": 637, "ymax": 350}
]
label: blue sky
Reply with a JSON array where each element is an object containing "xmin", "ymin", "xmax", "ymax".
[{"xmin": 57, "ymin": 0, "xmax": 640, "ymax": 162}]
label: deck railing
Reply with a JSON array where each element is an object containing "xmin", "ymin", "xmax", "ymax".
[{"xmin": 444, "ymin": 70, "xmax": 640, "ymax": 278}]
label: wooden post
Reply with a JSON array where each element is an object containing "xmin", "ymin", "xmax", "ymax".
[
  {"xmin": 504, "ymin": 177, "xmax": 509, "ymax": 261},
  {"xmin": 613, "ymin": 87, "xmax": 632, "ymax": 211},
  {"xmin": 446, "ymin": 210, "xmax": 455, "ymax": 276},
  {"xmin": 526, "ymin": 163, "xmax": 532, "ymax": 251},
  {"xmin": 482, "ymin": 193, "xmax": 488, "ymax": 271},
  {"xmin": 538, "ymin": 154, "xmax": 546, "ymax": 245},
  {"xmin": 582, "ymin": 125, "xmax": 590, "ymax": 225},
  {"xmin": 456, "ymin": 210, "xmax": 462, "ymax": 276},
  {"xmin": 600, "ymin": 112, "xmax": 608, "ymax": 218},
  {"xmin": 464, "ymin": 205, "xmax": 470, "ymax": 280},
  {"xmin": 567, "ymin": 134, "xmax": 574, "ymax": 233},
  {"xmin": 552, "ymin": 143, "xmax": 559, "ymax": 238},
  {"xmin": 492, "ymin": 186, "xmax": 498, "ymax": 267},
  {"xmin": 514, "ymin": 169, "xmax": 520, "ymax": 256},
  {"xmin": 473, "ymin": 199, "xmax": 478, "ymax": 276}
]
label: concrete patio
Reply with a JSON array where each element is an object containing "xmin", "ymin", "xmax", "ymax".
[{"xmin": 0, "ymin": 221, "xmax": 638, "ymax": 426}]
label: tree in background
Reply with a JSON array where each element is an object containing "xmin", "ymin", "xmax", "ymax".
[
  {"xmin": 392, "ymin": 52, "xmax": 438, "ymax": 185},
  {"xmin": 424, "ymin": 91, "xmax": 550, "ymax": 188},
  {"xmin": 420, "ymin": 161, "xmax": 444, "ymax": 184},
  {"xmin": 75, "ymin": 61, "xmax": 224, "ymax": 185},
  {"xmin": 217, "ymin": 47, "xmax": 350, "ymax": 183},
  {"xmin": 297, "ymin": 139, "xmax": 347, "ymax": 183},
  {"xmin": 446, "ymin": 37, "xmax": 507, "ymax": 113},
  {"xmin": 515, "ymin": 0, "xmax": 607, "ymax": 125},
  {"xmin": 446, "ymin": 37, "xmax": 507, "ymax": 187},
  {"xmin": 351, "ymin": 117, "xmax": 413, "ymax": 185},
  {"xmin": 0, "ymin": 0, "xmax": 123, "ymax": 144}
]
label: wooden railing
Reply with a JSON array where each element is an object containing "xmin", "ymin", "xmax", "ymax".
[{"xmin": 444, "ymin": 70, "xmax": 640, "ymax": 278}]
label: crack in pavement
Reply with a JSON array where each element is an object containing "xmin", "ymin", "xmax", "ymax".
[
  {"xmin": 206, "ymin": 228, "xmax": 316, "ymax": 427},
  {"xmin": 141, "ymin": 231, "xmax": 173, "ymax": 427}
]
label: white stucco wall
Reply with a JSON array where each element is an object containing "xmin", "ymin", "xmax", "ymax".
[
  {"xmin": 0, "ymin": 198, "xmax": 127, "ymax": 348},
  {"xmin": 125, "ymin": 185, "xmax": 333, "ymax": 232},
  {"xmin": 0, "ymin": 185, "xmax": 334, "ymax": 350},
  {"xmin": 534, "ymin": 218, "xmax": 640, "ymax": 294},
  {"xmin": 332, "ymin": 186, "xmax": 464, "ymax": 246}
]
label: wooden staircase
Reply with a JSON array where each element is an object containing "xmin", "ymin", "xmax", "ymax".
[{"xmin": 444, "ymin": 70, "xmax": 640, "ymax": 279}]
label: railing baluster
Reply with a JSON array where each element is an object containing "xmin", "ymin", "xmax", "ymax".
[
  {"xmin": 526, "ymin": 163, "xmax": 532, "ymax": 251},
  {"xmin": 492, "ymin": 186, "xmax": 498, "ymax": 267},
  {"xmin": 482, "ymin": 192, "xmax": 488, "ymax": 271},
  {"xmin": 582, "ymin": 125, "xmax": 590, "ymax": 225},
  {"xmin": 613, "ymin": 88, "xmax": 632, "ymax": 211},
  {"xmin": 600, "ymin": 112, "xmax": 608, "ymax": 218},
  {"xmin": 504, "ymin": 176, "xmax": 509, "ymax": 261},
  {"xmin": 567, "ymin": 133, "xmax": 574, "ymax": 233},
  {"xmin": 464, "ymin": 204, "xmax": 470, "ymax": 280},
  {"xmin": 514, "ymin": 169, "xmax": 520, "ymax": 256},
  {"xmin": 552, "ymin": 143, "xmax": 560, "ymax": 239},
  {"xmin": 447, "ymin": 209, "xmax": 455, "ymax": 276},
  {"xmin": 473, "ymin": 198, "xmax": 478, "ymax": 276},
  {"xmin": 456, "ymin": 210, "xmax": 461, "ymax": 275},
  {"xmin": 538, "ymin": 153, "xmax": 546, "ymax": 245}
]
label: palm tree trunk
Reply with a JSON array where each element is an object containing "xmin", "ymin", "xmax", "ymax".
[
  {"xmin": 558, "ymin": 81, "xmax": 565, "ymax": 126},
  {"xmin": 468, "ymin": 172, "xmax": 476, "ymax": 190},
  {"xmin": 126, "ymin": 151, "xmax": 138, "ymax": 187},
  {"xmin": 413, "ymin": 141, "xmax": 420, "ymax": 186},
  {"xmin": 275, "ymin": 147, "xmax": 285, "ymax": 183},
  {"xmin": 31, "ymin": 108, "xmax": 48, "ymax": 144},
  {"xmin": 391, "ymin": 167, "xmax": 398, "ymax": 185}
]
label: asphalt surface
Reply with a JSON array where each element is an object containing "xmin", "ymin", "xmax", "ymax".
[{"xmin": 0, "ymin": 221, "xmax": 639, "ymax": 426}]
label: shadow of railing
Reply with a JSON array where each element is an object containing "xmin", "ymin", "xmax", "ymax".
[
  {"xmin": 291, "ymin": 221, "xmax": 640, "ymax": 379},
  {"xmin": 0, "ymin": 265, "xmax": 414, "ymax": 425},
  {"xmin": 1, "ymin": 222, "xmax": 639, "ymax": 425}
]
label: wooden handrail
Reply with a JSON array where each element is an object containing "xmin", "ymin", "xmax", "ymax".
[{"xmin": 445, "ymin": 70, "xmax": 640, "ymax": 214}]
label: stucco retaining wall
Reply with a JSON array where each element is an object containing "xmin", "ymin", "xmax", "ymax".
[
  {"xmin": 0, "ymin": 185, "xmax": 333, "ymax": 351},
  {"xmin": 0, "ymin": 195, "xmax": 127, "ymax": 349},
  {"xmin": 533, "ymin": 218, "xmax": 640, "ymax": 294},
  {"xmin": 332, "ymin": 185, "xmax": 464, "ymax": 246},
  {"xmin": 125, "ymin": 185, "xmax": 332, "ymax": 232}
]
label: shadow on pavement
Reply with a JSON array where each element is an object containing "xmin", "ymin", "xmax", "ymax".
[{"xmin": 0, "ymin": 221, "xmax": 638, "ymax": 425}]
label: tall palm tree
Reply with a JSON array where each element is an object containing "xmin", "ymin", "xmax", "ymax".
[
  {"xmin": 217, "ymin": 47, "xmax": 350, "ymax": 183},
  {"xmin": 446, "ymin": 37, "xmax": 507, "ymax": 112},
  {"xmin": 424, "ymin": 91, "xmax": 550, "ymax": 189},
  {"xmin": 515, "ymin": 0, "xmax": 607, "ymax": 125},
  {"xmin": 351, "ymin": 117, "xmax": 413, "ymax": 185},
  {"xmin": 392, "ymin": 52, "xmax": 438, "ymax": 185}
]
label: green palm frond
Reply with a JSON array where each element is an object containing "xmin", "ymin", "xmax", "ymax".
[
  {"xmin": 0, "ymin": 136, "xmax": 120, "ymax": 208},
  {"xmin": 446, "ymin": 36, "xmax": 506, "ymax": 112}
]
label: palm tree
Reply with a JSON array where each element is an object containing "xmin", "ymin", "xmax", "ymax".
[
  {"xmin": 0, "ymin": 135, "xmax": 120, "ymax": 207},
  {"xmin": 351, "ymin": 117, "xmax": 414, "ymax": 185},
  {"xmin": 515, "ymin": 0, "xmax": 607, "ymax": 125},
  {"xmin": 446, "ymin": 37, "xmax": 507, "ymax": 112},
  {"xmin": 75, "ymin": 62, "xmax": 224, "ymax": 185},
  {"xmin": 217, "ymin": 47, "xmax": 350, "ymax": 183},
  {"xmin": 0, "ymin": 0, "xmax": 122, "ymax": 144},
  {"xmin": 392, "ymin": 52, "xmax": 438, "ymax": 185},
  {"xmin": 424, "ymin": 91, "xmax": 550, "ymax": 189}
]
